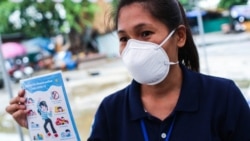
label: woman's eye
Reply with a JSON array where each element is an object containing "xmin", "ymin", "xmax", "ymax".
[
  {"xmin": 119, "ymin": 37, "xmax": 128, "ymax": 42},
  {"xmin": 141, "ymin": 31, "xmax": 152, "ymax": 37}
]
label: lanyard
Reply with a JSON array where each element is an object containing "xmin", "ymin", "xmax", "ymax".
[{"xmin": 140, "ymin": 116, "xmax": 176, "ymax": 141}]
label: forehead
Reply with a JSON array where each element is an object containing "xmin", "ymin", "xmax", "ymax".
[{"xmin": 117, "ymin": 3, "xmax": 161, "ymax": 31}]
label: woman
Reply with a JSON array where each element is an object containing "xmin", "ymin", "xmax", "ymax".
[{"xmin": 6, "ymin": 0, "xmax": 250, "ymax": 141}]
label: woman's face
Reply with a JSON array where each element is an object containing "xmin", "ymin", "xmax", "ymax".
[{"xmin": 117, "ymin": 3, "xmax": 179, "ymax": 61}]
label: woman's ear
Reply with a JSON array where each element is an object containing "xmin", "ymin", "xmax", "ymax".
[{"xmin": 176, "ymin": 25, "xmax": 186, "ymax": 48}]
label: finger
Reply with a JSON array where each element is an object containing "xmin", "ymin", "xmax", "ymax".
[
  {"xmin": 12, "ymin": 110, "xmax": 28, "ymax": 128},
  {"xmin": 17, "ymin": 104, "xmax": 26, "ymax": 110},
  {"xmin": 20, "ymin": 109, "xmax": 29, "ymax": 128},
  {"xmin": 9, "ymin": 96, "xmax": 19, "ymax": 105},
  {"xmin": 12, "ymin": 109, "xmax": 28, "ymax": 120},
  {"xmin": 18, "ymin": 90, "xmax": 26, "ymax": 104},
  {"xmin": 6, "ymin": 104, "xmax": 19, "ymax": 114},
  {"xmin": 9, "ymin": 96, "xmax": 26, "ymax": 105},
  {"xmin": 12, "ymin": 109, "xmax": 22, "ymax": 120},
  {"xmin": 20, "ymin": 119, "xmax": 28, "ymax": 128},
  {"xmin": 19, "ymin": 97, "xmax": 26, "ymax": 104},
  {"xmin": 18, "ymin": 89, "xmax": 25, "ymax": 97},
  {"xmin": 6, "ymin": 104, "xmax": 26, "ymax": 115}
]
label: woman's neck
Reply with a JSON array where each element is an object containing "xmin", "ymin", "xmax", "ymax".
[{"xmin": 141, "ymin": 65, "xmax": 182, "ymax": 120}]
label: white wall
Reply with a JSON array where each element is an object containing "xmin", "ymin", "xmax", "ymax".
[{"xmin": 96, "ymin": 31, "xmax": 120, "ymax": 57}]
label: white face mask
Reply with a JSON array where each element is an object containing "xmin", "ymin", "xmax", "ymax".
[{"xmin": 121, "ymin": 29, "xmax": 178, "ymax": 85}]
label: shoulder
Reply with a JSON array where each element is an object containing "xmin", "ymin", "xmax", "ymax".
[
  {"xmin": 182, "ymin": 66, "xmax": 243, "ymax": 102},
  {"xmin": 184, "ymin": 66, "xmax": 237, "ymax": 91},
  {"xmin": 200, "ymin": 73, "xmax": 240, "ymax": 94},
  {"xmin": 193, "ymin": 71, "xmax": 247, "ymax": 107},
  {"xmin": 200, "ymin": 73, "xmax": 235, "ymax": 87},
  {"xmin": 100, "ymin": 85, "xmax": 130, "ymax": 108},
  {"xmin": 197, "ymin": 71, "xmax": 241, "ymax": 98}
]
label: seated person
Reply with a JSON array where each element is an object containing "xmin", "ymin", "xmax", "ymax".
[{"xmin": 47, "ymin": 35, "xmax": 78, "ymax": 70}]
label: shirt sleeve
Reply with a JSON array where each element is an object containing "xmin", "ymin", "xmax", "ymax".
[
  {"xmin": 87, "ymin": 101, "xmax": 109, "ymax": 141},
  {"xmin": 224, "ymin": 81, "xmax": 250, "ymax": 140}
]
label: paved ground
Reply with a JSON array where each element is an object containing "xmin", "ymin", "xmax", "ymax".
[
  {"xmin": 0, "ymin": 31, "xmax": 250, "ymax": 140},
  {"xmin": 195, "ymin": 31, "xmax": 250, "ymax": 101}
]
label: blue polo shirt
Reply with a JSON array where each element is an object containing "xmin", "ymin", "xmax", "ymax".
[{"xmin": 87, "ymin": 65, "xmax": 250, "ymax": 141}]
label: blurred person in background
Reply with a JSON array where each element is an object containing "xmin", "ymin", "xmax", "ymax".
[
  {"xmin": 50, "ymin": 34, "xmax": 78, "ymax": 71},
  {"xmin": 39, "ymin": 34, "xmax": 78, "ymax": 71}
]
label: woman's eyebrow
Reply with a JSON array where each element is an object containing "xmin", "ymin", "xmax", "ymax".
[
  {"xmin": 134, "ymin": 23, "xmax": 147, "ymax": 30},
  {"xmin": 117, "ymin": 30, "xmax": 125, "ymax": 35},
  {"xmin": 117, "ymin": 23, "xmax": 150, "ymax": 35}
]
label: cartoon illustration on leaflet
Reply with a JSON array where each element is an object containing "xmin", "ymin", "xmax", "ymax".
[
  {"xmin": 30, "ymin": 121, "xmax": 40, "ymax": 129},
  {"xmin": 33, "ymin": 133, "xmax": 44, "ymax": 140},
  {"xmin": 51, "ymin": 90, "xmax": 60, "ymax": 100},
  {"xmin": 54, "ymin": 106, "xmax": 64, "ymax": 113},
  {"xmin": 37, "ymin": 99, "xmax": 58, "ymax": 138},
  {"xmin": 55, "ymin": 116, "xmax": 69, "ymax": 126},
  {"xmin": 61, "ymin": 129, "xmax": 71, "ymax": 138},
  {"xmin": 26, "ymin": 97, "xmax": 35, "ymax": 104}
]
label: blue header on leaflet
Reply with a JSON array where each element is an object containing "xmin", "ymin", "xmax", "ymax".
[{"xmin": 21, "ymin": 71, "xmax": 63, "ymax": 93}]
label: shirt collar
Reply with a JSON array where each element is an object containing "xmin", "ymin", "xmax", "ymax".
[{"xmin": 128, "ymin": 64, "xmax": 200, "ymax": 121}]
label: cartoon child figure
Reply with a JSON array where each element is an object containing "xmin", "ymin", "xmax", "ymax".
[
  {"xmin": 26, "ymin": 97, "xmax": 34, "ymax": 104},
  {"xmin": 61, "ymin": 129, "xmax": 71, "ymax": 138},
  {"xmin": 37, "ymin": 99, "xmax": 58, "ymax": 138},
  {"xmin": 65, "ymin": 129, "xmax": 71, "ymax": 137},
  {"xmin": 57, "ymin": 106, "xmax": 64, "ymax": 113}
]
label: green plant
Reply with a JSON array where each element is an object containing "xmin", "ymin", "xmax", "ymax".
[
  {"xmin": 218, "ymin": 0, "xmax": 248, "ymax": 9},
  {"xmin": 0, "ymin": 0, "xmax": 98, "ymax": 38},
  {"xmin": 0, "ymin": 0, "xmax": 20, "ymax": 34}
]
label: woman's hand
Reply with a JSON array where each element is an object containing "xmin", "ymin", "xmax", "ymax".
[{"xmin": 5, "ymin": 89, "xmax": 28, "ymax": 128}]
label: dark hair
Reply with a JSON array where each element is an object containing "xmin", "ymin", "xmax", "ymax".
[
  {"xmin": 114, "ymin": 0, "xmax": 199, "ymax": 72},
  {"xmin": 38, "ymin": 101, "xmax": 48, "ymax": 115},
  {"xmin": 39, "ymin": 101, "xmax": 47, "ymax": 108}
]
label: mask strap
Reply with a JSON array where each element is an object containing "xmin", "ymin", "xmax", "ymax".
[
  {"xmin": 159, "ymin": 29, "xmax": 176, "ymax": 47},
  {"xmin": 169, "ymin": 61, "xmax": 179, "ymax": 65}
]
